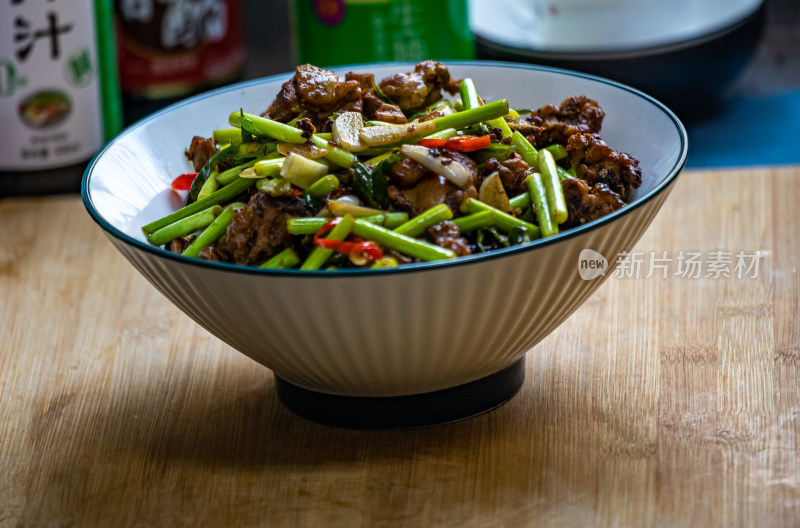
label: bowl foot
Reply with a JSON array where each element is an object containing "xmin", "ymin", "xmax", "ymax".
[{"xmin": 274, "ymin": 357, "xmax": 526, "ymax": 430}]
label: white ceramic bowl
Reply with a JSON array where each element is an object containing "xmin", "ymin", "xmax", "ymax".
[{"xmin": 83, "ymin": 62, "xmax": 687, "ymax": 400}]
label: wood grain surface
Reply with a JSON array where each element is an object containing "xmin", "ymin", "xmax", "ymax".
[{"xmin": 1, "ymin": 167, "xmax": 798, "ymax": 527}]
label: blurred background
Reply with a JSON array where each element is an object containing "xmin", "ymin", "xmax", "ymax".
[
  {"xmin": 238, "ymin": 0, "xmax": 798, "ymax": 169},
  {"xmin": 242, "ymin": 0, "xmax": 799, "ymax": 98},
  {"xmin": 121, "ymin": 0, "xmax": 800, "ymax": 170},
  {"xmin": 1, "ymin": 0, "xmax": 797, "ymax": 196}
]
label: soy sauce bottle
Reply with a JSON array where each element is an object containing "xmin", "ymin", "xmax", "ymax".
[
  {"xmin": 115, "ymin": 0, "xmax": 245, "ymax": 124},
  {"xmin": 0, "ymin": 0, "xmax": 123, "ymax": 196}
]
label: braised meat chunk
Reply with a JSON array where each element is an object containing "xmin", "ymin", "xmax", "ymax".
[
  {"xmin": 426, "ymin": 221, "xmax": 471, "ymax": 257},
  {"xmin": 265, "ymin": 73, "xmax": 298, "ymax": 123},
  {"xmin": 265, "ymin": 64, "xmax": 362, "ymax": 131},
  {"xmin": 198, "ymin": 243, "xmax": 231, "ymax": 262},
  {"xmin": 388, "ymin": 174, "xmax": 477, "ymax": 217},
  {"xmin": 168, "ymin": 237, "xmax": 188, "ymax": 254},
  {"xmin": 483, "ymin": 153, "xmax": 531, "ymax": 195},
  {"xmin": 186, "ymin": 136, "xmax": 217, "ymax": 172},
  {"xmin": 518, "ymin": 96, "xmax": 604, "ymax": 149},
  {"xmin": 389, "ymin": 157, "xmax": 430, "ymax": 188},
  {"xmin": 561, "ymin": 177, "xmax": 625, "ymax": 228},
  {"xmin": 567, "ymin": 133, "xmax": 641, "ymax": 202},
  {"xmin": 378, "ymin": 60, "xmax": 459, "ymax": 112},
  {"xmin": 345, "ymin": 72, "xmax": 407, "ymax": 124},
  {"xmin": 389, "ymin": 150, "xmax": 479, "ymax": 190},
  {"xmin": 387, "ymin": 151, "xmax": 479, "ymax": 215},
  {"xmin": 225, "ymin": 193, "xmax": 311, "ymax": 266}
]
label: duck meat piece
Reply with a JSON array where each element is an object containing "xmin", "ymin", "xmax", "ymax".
[
  {"xmin": 483, "ymin": 153, "xmax": 531, "ymax": 195},
  {"xmin": 426, "ymin": 221, "xmax": 472, "ymax": 257},
  {"xmin": 225, "ymin": 192, "xmax": 312, "ymax": 266},
  {"xmin": 522, "ymin": 95, "xmax": 605, "ymax": 148},
  {"xmin": 168, "ymin": 237, "xmax": 188, "ymax": 254},
  {"xmin": 567, "ymin": 132, "xmax": 642, "ymax": 202},
  {"xmin": 561, "ymin": 177, "xmax": 625, "ymax": 228},
  {"xmin": 186, "ymin": 136, "xmax": 217, "ymax": 172},
  {"xmin": 265, "ymin": 74, "xmax": 298, "ymax": 123},
  {"xmin": 265, "ymin": 64, "xmax": 362, "ymax": 131},
  {"xmin": 345, "ymin": 72, "xmax": 407, "ymax": 124},
  {"xmin": 387, "ymin": 149, "xmax": 479, "ymax": 213},
  {"xmin": 384, "ymin": 249, "xmax": 418, "ymax": 266},
  {"xmin": 388, "ymin": 174, "xmax": 477, "ymax": 216},
  {"xmin": 506, "ymin": 121, "xmax": 540, "ymax": 137},
  {"xmin": 430, "ymin": 149, "xmax": 479, "ymax": 189},
  {"xmin": 386, "ymin": 184, "xmax": 416, "ymax": 213},
  {"xmin": 391, "ymin": 149, "xmax": 479, "ymax": 188},
  {"xmin": 378, "ymin": 60, "xmax": 459, "ymax": 112},
  {"xmin": 197, "ymin": 243, "xmax": 231, "ymax": 262},
  {"xmin": 389, "ymin": 157, "xmax": 432, "ymax": 188},
  {"xmin": 295, "ymin": 64, "xmax": 360, "ymax": 112}
]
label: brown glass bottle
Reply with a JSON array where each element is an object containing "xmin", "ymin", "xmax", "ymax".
[{"xmin": 115, "ymin": 0, "xmax": 245, "ymax": 125}]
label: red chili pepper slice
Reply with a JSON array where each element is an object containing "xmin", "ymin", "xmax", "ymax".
[
  {"xmin": 292, "ymin": 188, "xmax": 303, "ymax": 196},
  {"xmin": 313, "ymin": 218, "xmax": 341, "ymax": 244},
  {"xmin": 349, "ymin": 241, "xmax": 383, "ymax": 264},
  {"xmin": 417, "ymin": 135, "xmax": 491, "ymax": 152},
  {"xmin": 312, "ymin": 220, "xmax": 383, "ymax": 264},
  {"xmin": 417, "ymin": 138, "xmax": 446, "ymax": 148},
  {"xmin": 443, "ymin": 135, "xmax": 492, "ymax": 152},
  {"xmin": 171, "ymin": 172, "xmax": 197, "ymax": 191},
  {"xmin": 315, "ymin": 239, "xmax": 356, "ymax": 251}
]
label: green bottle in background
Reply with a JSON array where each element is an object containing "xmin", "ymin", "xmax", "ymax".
[{"xmin": 291, "ymin": 0, "xmax": 475, "ymax": 66}]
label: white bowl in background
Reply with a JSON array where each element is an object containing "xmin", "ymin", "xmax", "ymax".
[
  {"xmin": 470, "ymin": 0, "xmax": 766, "ymax": 117},
  {"xmin": 470, "ymin": 0, "xmax": 763, "ymax": 53}
]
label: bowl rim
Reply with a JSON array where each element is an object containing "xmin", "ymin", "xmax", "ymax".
[{"xmin": 82, "ymin": 60, "xmax": 688, "ymax": 278}]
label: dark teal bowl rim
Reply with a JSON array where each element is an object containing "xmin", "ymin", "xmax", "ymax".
[{"xmin": 82, "ymin": 60, "xmax": 688, "ymax": 278}]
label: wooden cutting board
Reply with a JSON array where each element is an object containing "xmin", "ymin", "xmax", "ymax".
[{"xmin": 1, "ymin": 167, "xmax": 798, "ymax": 527}]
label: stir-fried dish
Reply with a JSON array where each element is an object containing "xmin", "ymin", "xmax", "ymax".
[{"xmin": 142, "ymin": 61, "xmax": 642, "ymax": 270}]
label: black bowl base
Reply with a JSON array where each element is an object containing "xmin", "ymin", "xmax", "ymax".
[{"xmin": 274, "ymin": 357, "xmax": 525, "ymax": 430}]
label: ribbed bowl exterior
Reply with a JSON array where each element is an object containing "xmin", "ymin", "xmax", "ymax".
[
  {"xmin": 85, "ymin": 61, "xmax": 688, "ymax": 398},
  {"xmin": 106, "ymin": 179, "xmax": 675, "ymax": 397}
]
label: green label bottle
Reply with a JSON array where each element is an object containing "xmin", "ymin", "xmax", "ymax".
[
  {"xmin": 0, "ymin": 0, "xmax": 123, "ymax": 195},
  {"xmin": 291, "ymin": 0, "xmax": 475, "ymax": 66}
]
